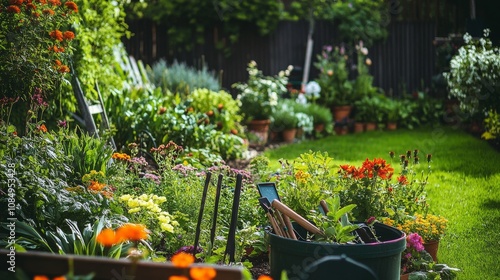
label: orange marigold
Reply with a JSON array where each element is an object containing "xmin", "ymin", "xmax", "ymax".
[
  {"xmin": 26, "ymin": 3, "xmax": 36, "ymax": 10},
  {"xmin": 258, "ymin": 276, "xmax": 273, "ymax": 280},
  {"xmin": 51, "ymin": 45, "xmax": 64, "ymax": 53},
  {"xmin": 116, "ymin": 223, "xmax": 148, "ymax": 242},
  {"xmin": 9, "ymin": 0, "xmax": 24, "ymax": 6},
  {"xmin": 58, "ymin": 65, "xmax": 70, "ymax": 73},
  {"xmin": 49, "ymin": 30, "xmax": 63, "ymax": 41},
  {"xmin": 112, "ymin": 152, "xmax": 131, "ymax": 161},
  {"xmin": 64, "ymin": 1, "xmax": 78, "ymax": 12},
  {"xmin": 88, "ymin": 180, "xmax": 106, "ymax": 192},
  {"xmin": 42, "ymin": 8, "xmax": 55, "ymax": 15},
  {"xmin": 37, "ymin": 0, "xmax": 47, "ymax": 4},
  {"xmin": 54, "ymin": 59, "xmax": 62, "ymax": 66},
  {"xmin": 7, "ymin": 5, "xmax": 21, "ymax": 13},
  {"xmin": 171, "ymin": 252, "xmax": 195, "ymax": 268},
  {"xmin": 38, "ymin": 124, "xmax": 48, "ymax": 133},
  {"xmin": 96, "ymin": 228, "xmax": 119, "ymax": 247},
  {"xmin": 63, "ymin": 30, "xmax": 74, "ymax": 40},
  {"xmin": 33, "ymin": 276, "xmax": 50, "ymax": 280},
  {"xmin": 169, "ymin": 277, "xmax": 189, "ymax": 280},
  {"xmin": 48, "ymin": 0, "xmax": 61, "ymax": 6},
  {"xmin": 190, "ymin": 267, "xmax": 217, "ymax": 280},
  {"xmin": 53, "ymin": 277, "xmax": 67, "ymax": 280}
]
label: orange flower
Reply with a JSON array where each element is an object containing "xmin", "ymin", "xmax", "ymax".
[
  {"xmin": 38, "ymin": 124, "xmax": 48, "ymax": 133},
  {"xmin": 397, "ymin": 175, "xmax": 408, "ymax": 185},
  {"xmin": 26, "ymin": 3, "xmax": 36, "ymax": 10},
  {"xmin": 7, "ymin": 5, "xmax": 21, "ymax": 13},
  {"xmin": 53, "ymin": 276, "xmax": 66, "ymax": 280},
  {"xmin": 54, "ymin": 59, "xmax": 62, "ymax": 66},
  {"xmin": 9, "ymin": 0, "xmax": 24, "ymax": 5},
  {"xmin": 171, "ymin": 252, "xmax": 195, "ymax": 268},
  {"xmin": 33, "ymin": 276, "xmax": 49, "ymax": 280},
  {"xmin": 96, "ymin": 228, "xmax": 119, "ymax": 247},
  {"xmin": 63, "ymin": 31, "xmax": 74, "ymax": 40},
  {"xmin": 88, "ymin": 180, "xmax": 106, "ymax": 192},
  {"xmin": 37, "ymin": 0, "xmax": 47, "ymax": 4},
  {"xmin": 64, "ymin": 1, "xmax": 78, "ymax": 12},
  {"xmin": 42, "ymin": 8, "xmax": 54, "ymax": 15},
  {"xmin": 58, "ymin": 65, "xmax": 70, "ymax": 73},
  {"xmin": 112, "ymin": 152, "xmax": 131, "ymax": 161},
  {"xmin": 51, "ymin": 45, "xmax": 64, "ymax": 53},
  {"xmin": 49, "ymin": 30, "xmax": 63, "ymax": 41},
  {"xmin": 258, "ymin": 276, "xmax": 273, "ymax": 280},
  {"xmin": 190, "ymin": 267, "xmax": 217, "ymax": 280},
  {"xmin": 116, "ymin": 223, "xmax": 148, "ymax": 242},
  {"xmin": 48, "ymin": 0, "xmax": 61, "ymax": 6},
  {"xmin": 169, "ymin": 276, "xmax": 189, "ymax": 280}
]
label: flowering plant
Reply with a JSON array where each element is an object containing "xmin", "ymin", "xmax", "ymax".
[
  {"xmin": 0, "ymin": 0, "xmax": 79, "ymax": 102},
  {"xmin": 313, "ymin": 45, "xmax": 353, "ymax": 106},
  {"xmin": 338, "ymin": 150, "xmax": 431, "ymax": 221},
  {"xmin": 397, "ymin": 213, "xmax": 448, "ymax": 242},
  {"xmin": 233, "ymin": 60, "xmax": 291, "ymax": 122}
]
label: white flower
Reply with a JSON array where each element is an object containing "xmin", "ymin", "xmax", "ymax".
[{"xmin": 305, "ymin": 81, "xmax": 321, "ymax": 95}]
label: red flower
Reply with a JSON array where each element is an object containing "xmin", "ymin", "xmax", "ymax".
[
  {"xmin": 42, "ymin": 8, "xmax": 54, "ymax": 15},
  {"xmin": 49, "ymin": 30, "xmax": 63, "ymax": 41},
  {"xmin": 48, "ymin": 0, "xmax": 61, "ymax": 6},
  {"xmin": 9, "ymin": 0, "xmax": 24, "ymax": 6},
  {"xmin": 58, "ymin": 65, "xmax": 70, "ymax": 73},
  {"xmin": 63, "ymin": 30, "xmax": 74, "ymax": 40},
  {"xmin": 26, "ymin": 3, "xmax": 36, "ymax": 10},
  {"xmin": 64, "ymin": 1, "xmax": 78, "ymax": 12},
  {"xmin": 7, "ymin": 5, "xmax": 21, "ymax": 13},
  {"xmin": 397, "ymin": 175, "xmax": 408, "ymax": 185}
]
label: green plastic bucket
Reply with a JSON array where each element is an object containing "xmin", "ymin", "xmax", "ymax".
[{"xmin": 267, "ymin": 222, "xmax": 406, "ymax": 280}]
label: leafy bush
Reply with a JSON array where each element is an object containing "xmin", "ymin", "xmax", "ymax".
[
  {"xmin": 444, "ymin": 29, "xmax": 500, "ymax": 115},
  {"xmin": 147, "ymin": 60, "xmax": 220, "ymax": 95}
]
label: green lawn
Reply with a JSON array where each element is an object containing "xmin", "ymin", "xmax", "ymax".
[{"xmin": 263, "ymin": 126, "xmax": 500, "ymax": 280}]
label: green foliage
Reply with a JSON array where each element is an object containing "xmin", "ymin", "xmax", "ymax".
[
  {"xmin": 314, "ymin": 46, "xmax": 353, "ymax": 106},
  {"xmin": 307, "ymin": 103, "xmax": 333, "ymax": 126},
  {"xmin": 234, "ymin": 61, "xmax": 290, "ymax": 122},
  {"xmin": 272, "ymin": 100, "xmax": 299, "ymax": 130},
  {"xmin": 398, "ymin": 91, "xmax": 444, "ymax": 129},
  {"xmin": 72, "ymin": 0, "xmax": 129, "ymax": 100},
  {"xmin": 444, "ymin": 29, "xmax": 500, "ymax": 115},
  {"xmin": 482, "ymin": 110, "xmax": 500, "ymax": 143},
  {"xmin": 331, "ymin": 0, "xmax": 388, "ymax": 46},
  {"xmin": 354, "ymin": 94, "xmax": 385, "ymax": 122},
  {"xmin": 4, "ymin": 218, "xmax": 132, "ymax": 258},
  {"xmin": 147, "ymin": 60, "xmax": 221, "ymax": 95},
  {"xmin": 308, "ymin": 196, "xmax": 359, "ymax": 243},
  {"xmin": 274, "ymin": 151, "xmax": 337, "ymax": 217}
]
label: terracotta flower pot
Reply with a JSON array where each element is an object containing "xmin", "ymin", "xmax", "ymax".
[
  {"xmin": 354, "ymin": 122, "xmax": 364, "ymax": 133},
  {"xmin": 400, "ymin": 273, "xmax": 410, "ymax": 280},
  {"xmin": 282, "ymin": 128, "xmax": 297, "ymax": 143},
  {"xmin": 333, "ymin": 105, "xmax": 352, "ymax": 122},
  {"xmin": 423, "ymin": 240, "xmax": 439, "ymax": 262},
  {"xmin": 247, "ymin": 119, "xmax": 271, "ymax": 145},
  {"xmin": 365, "ymin": 122, "xmax": 377, "ymax": 131},
  {"xmin": 387, "ymin": 122, "xmax": 397, "ymax": 130}
]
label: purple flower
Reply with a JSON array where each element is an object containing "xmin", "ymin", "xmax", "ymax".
[
  {"xmin": 323, "ymin": 45, "xmax": 333, "ymax": 53},
  {"xmin": 31, "ymin": 88, "xmax": 48, "ymax": 108},
  {"xmin": 144, "ymin": 173, "xmax": 161, "ymax": 184},
  {"xmin": 130, "ymin": 156, "xmax": 148, "ymax": 166},
  {"xmin": 407, "ymin": 233, "xmax": 425, "ymax": 252},
  {"xmin": 57, "ymin": 120, "xmax": 67, "ymax": 128}
]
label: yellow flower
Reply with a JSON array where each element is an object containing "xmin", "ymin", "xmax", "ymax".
[
  {"xmin": 161, "ymin": 223, "xmax": 174, "ymax": 233},
  {"xmin": 120, "ymin": 194, "xmax": 132, "ymax": 202},
  {"xmin": 128, "ymin": 207, "xmax": 141, "ymax": 214}
]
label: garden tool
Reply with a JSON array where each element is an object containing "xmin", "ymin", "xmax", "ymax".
[
  {"xmin": 319, "ymin": 199, "xmax": 329, "ymax": 215},
  {"xmin": 258, "ymin": 197, "xmax": 284, "ymax": 237},
  {"xmin": 224, "ymin": 173, "xmax": 243, "ymax": 263},
  {"xmin": 271, "ymin": 199, "xmax": 323, "ymax": 236},
  {"xmin": 209, "ymin": 174, "xmax": 223, "ymax": 249},
  {"xmin": 193, "ymin": 172, "xmax": 211, "ymax": 256}
]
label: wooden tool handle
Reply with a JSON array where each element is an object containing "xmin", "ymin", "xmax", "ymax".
[
  {"xmin": 267, "ymin": 213, "xmax": 284, "ymax": 237},
  {"xmin": 320, "ymin": 200, "xmax": 329, "ymax": 214},
  {"xmin": 272, "ymin": 199, "xmax": 323, "ymax": 236},
  {"xmin": 281, "ymin": 213, "xmax": 297, "ymax": 240}
]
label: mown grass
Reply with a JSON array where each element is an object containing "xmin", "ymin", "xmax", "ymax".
[{"xmin": 262, "ymin": 125, "xmax": 500, "ymax": 280}]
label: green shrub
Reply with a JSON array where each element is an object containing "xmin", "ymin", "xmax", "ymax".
[{"xmin": 147, "ymin": 59, "xmax": 220, "ymax": 95}]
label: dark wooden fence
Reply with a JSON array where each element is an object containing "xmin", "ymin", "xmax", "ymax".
[{"xmin": 123, "ymin": 20, "xmax": 437, "ymax": 97}]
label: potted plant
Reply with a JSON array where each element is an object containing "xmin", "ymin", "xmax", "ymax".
[
  {"xmin": 383, "ymin": 98, "xmax": 401, "ymax": 130},
  {"xmin": 400, "ymin": 232, "xmax": 460, "ymax": 280},
  {"xmin": 306, "ymin": 103, "xmax": 333, "ymax": 135},
  {"xmin": 271, "ymin": 100, "xmax": 299, "ymax": 143},
  {"xmin": 354, "ymin": 94, "xmax": 384, "ymax": 131},
  {"xmin": 233, "ymin": 61, "xmax": 291, "ymax": 144},
  {"xmin": 313, "ymin": 45, "xmax": 353, "ymax": 121}
]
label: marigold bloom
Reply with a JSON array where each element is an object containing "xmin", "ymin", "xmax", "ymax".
[
  {"xmin": 37, "ymin": 0, "xmax": 47, "ymax": 4},
  {"xmin": 64, "ymin": 1, "xmax": 78, "ymax": 12},
  {"xmin": 43, "ymin": 8, "xmax": 55, "ymax": 15},
  {"xmin": 53, "ymin": 276, "xmax": 67, "ymax": 280},
  {"xmin": 258, "ymin": 276, "xmax": 273, "ymax": 280},
  {"xmin": 26, "ymin": 3, "xmax": 36, "ymax": 10},
  {"xmin": 58, "ymin": 65, "xmax": 70, "ymax": 73},
  {"xmin": 9, "ymin": 0, "xmax": 24, "ymax": 6},
  {"xmin": 49, "ymin": 30, "xmax": 63, "ymax": 41},
  {"xmin": 38, "ymin": 124, "xmax": 48, "ymax": 133},
  {"xmin": 171, "ymin": 252, "xmax": 195, "ymax": 268},
  {"xmin": 116, "ymin": 223, "xmax": 148, "ymax": 242},
  {"xmin": 397, "ymin": 175, "xmax": 408, "ymax": 185},
  {"xmin": 112, "ymin": 152, "xmax": 131, "ymax": 161},
  {"xmin": 96, "ymin": 228, "xmax": 118, "ymax": 247},
  {"xmin": 33, "ymin": 276, "xmax": 49, "ymax": 280},
  {"xmin": 48, "ymin": 0, "xmax": 61, "ymax": 6},
  {"xmin": 55, "ymin": 59, "xmax": 62, "ymax": 66},
  {"xmin": 190, "ymin": 267, "xmax": 217, "ymax": 280},
  {"xmin": 63, "ymin": 30, "xmax": 75, "ymax": 40},
  {"xmin": 88, "ymin": 180, "xmax": 106, "ymax": 192},
  {"xmin": 7, "ymin": 5, "xmax": 21, "ymax": 13}
]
